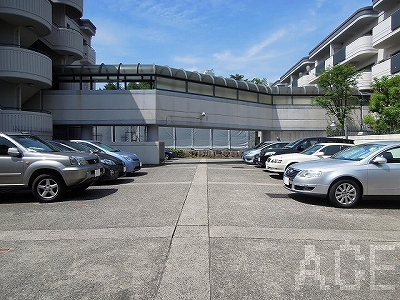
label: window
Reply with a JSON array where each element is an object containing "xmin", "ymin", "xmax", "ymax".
[{"xmin": 0, "ymin": 137, "xmax": 15, "ymax": 155}]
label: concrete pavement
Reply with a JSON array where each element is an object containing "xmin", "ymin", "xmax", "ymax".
[{"xmin": 1, "ymin": 158, "xmax": 399, "ymax": 299}]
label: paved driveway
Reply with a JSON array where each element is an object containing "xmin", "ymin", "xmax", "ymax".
[{"xmin": 1, "ymin": 159, "xmax": 399, "ymax": 299}]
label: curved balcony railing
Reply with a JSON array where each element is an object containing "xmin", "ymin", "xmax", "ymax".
[
  {"xmin": 357, "ymin": 71, "xmax": 372, "ymax": 91},
  {"xmin": 43, "ymin": 24, "xmax": 83, "ymax": 59},
  {"xmin": 0, "ymin": 109, "xmax": 53, "ymax": 139},
  {"xmin": 52, "ymin": 0, "xmax": 83, "ymax": 18},
  {"xmin": 0, "ymin": 45, "xmax": 52, "ymax": 88},
  {"xmin": 82, "ymin": 44, "xmax": 96, "ymax": 65},
  {"xmin": 0, "ymin": 0, "xmax": 52, "ymax": 36},
  {"xmin": 345, "ymin": 35, "xmax": 377, "ymax": 63}
]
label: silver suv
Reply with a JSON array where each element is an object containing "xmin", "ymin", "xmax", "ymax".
[{"xmin": 0, "ymin": 133, "xmax": 104, "ymax": 202}]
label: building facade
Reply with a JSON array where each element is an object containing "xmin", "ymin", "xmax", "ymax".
[
  {"xmin": 2, "ymin": 0, "xmax": 399, "ymax": 163},
  {"xmin": 0, "ymin": 0, "xmax": 95, "ymax": 137},
  {"xmin": 278, "ymin": 0, "xmax": 400, "ymax": 91}
]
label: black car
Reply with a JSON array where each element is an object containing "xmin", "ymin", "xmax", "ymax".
[
  {"xmin": 48, "ymin": 140, "xmax": 126, "ymax": 181},
  {"xmin": 256, "ymin": 137, "xmax": 354, "ymax": 167},
  {"xmin": 165, "ymin": 148, "xmax": 176, "ymax": 160}
]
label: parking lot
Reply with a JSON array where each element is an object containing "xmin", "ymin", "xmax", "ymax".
[{"xmin": 1, "ymin": 158, "xmax": 399, "ymax": 299}]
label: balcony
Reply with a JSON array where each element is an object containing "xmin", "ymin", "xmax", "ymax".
[
  {"xmin": 372, "ymin": 58, "xmax": 391, "ymax": 78},
  {"xmin": 0, "ymin": 109, "xmax": 53, "ymax": 139},
  {"xmin": 0, "ymin": 0, "xmax": 52, "ymax": 36},
  {"xmin": 296, "ymin": 74, "xmax": 312, "ymax": 87},
  {"xmin": 43, "ymin": 24, "xmax": 83, "ymax": 59},
  {"xmin": 82, "ymin": 44, "xmax": 96, "ymax": 65},
  {"xmin": 0, "ymin": 46, "xmax": 52, "ymax": 88},
  {"xmin": 52, "ymin": 0, "xmax": 83, "ymax": 18},
  {"xmin": 373, "ymin": 0, "xmax": 394, "ymax": 12},
  {"xmin": 344, "ymin": 35, "xmax": 378, "ymax": 64},
  {"xmin": 357, "ymin": 71, "xmax": 372, "ymax": 91},
  {"xmin": 373, "ymin": 10, "xmax": 400, "ymax": 48}
]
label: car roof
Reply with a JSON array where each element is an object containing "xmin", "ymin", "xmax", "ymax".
[{"xmin": 313, "ymin": 142, "xmax": 354, "ymax": 146}]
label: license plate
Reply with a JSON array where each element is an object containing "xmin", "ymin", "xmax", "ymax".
[
  {"xmin": 95, "ymin": 169, "xmax": 101, "ymax": 177},
  {"xmin": 284, "ymin": 176, "xmax": 290, "ymax": 185}
]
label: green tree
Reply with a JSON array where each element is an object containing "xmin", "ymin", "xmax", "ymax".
[
  {"xmin": 230, "ymin": 74, "xmax": 245, "ymax": 80},
  {"xmin": 249, "ymin": 77, "xmax": 269, "ymax": 85},
  {"xmin": 363, "ymin": 75, "xmax": 400, "ymax": 134},
  {"xmin": 229, "ymin": 74, "xmax": 269, "ymax": 85},
  {"xmin": 312, "ymin": 64, "xmax": 360, "ymax": 136},
  {"xmin": 127, "ymin": 82, "xmax": 152, "ymax": 90},
  {"xmin": 100, "ymin": 82, "xmax": 120, "ymax": 90}
]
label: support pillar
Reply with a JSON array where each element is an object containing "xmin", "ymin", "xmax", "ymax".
[
  {"xmin": 259, "ymin": 130, "xmax": 271, "ymax": 142},
  {"xmin": 147, "ymin": 125, "xmax": 159, "ymax": 142}
]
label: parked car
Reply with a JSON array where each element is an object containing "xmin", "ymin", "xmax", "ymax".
[
  {"xmin": 242, "ymin": 141, "xmax": 289, "ymax": 164},
  {"xmin": 265, "ymin": 143, "xmax": 352, "ymax": 174},
  {"xmin": 256, "ymin": 137, "xmax": 354, "ymax": 167},
  {"xmin": 48, "ymin": 140, "xmax": 126, "ymax": 181},
  {"xmin": 283, "ymin": 141, "xmax": 400, "ymax": 208},
  {"xmin": 71, "ymin": 140, "xmax": 141, "ymax": 175},
  {"xmin": 165, "ymin": 148, "xmax": 176, "ymax": 160},
  {"xmin": 0, "ymin": 133, "xmax": 104, "ymax": 202}
]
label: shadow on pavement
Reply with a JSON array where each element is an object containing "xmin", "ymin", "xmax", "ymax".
[{"xmin": 288, "ymin": 193, "xmax": 400, "ymax": 209}]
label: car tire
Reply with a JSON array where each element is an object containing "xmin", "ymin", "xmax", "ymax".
[
  {"xmin": 32, "ymin": 173, "xmax": 66, "ymax": 203},
  {"xmin": 165, "ymin": 153, "xmax": 171, "ymax": 160},
  {"xmin": 328, "ymin": 179, "xmax": 361, "ymax": 208}
]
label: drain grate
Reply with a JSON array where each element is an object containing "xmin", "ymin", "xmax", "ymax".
[{"xmin": 265, "ymin": 193, "xmax": 288, "ymax": 198}]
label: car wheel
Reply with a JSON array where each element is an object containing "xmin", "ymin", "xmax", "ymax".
[
  {"xmin": 32, "ymin": 174, "xmax": 66, "ymax": 203},
  {"xmin": 328, "ymin": 179, "xmax": 361, "ymax": 208},
  {"xmin": 165, "ymin": 153, "xmax": 171, "ymax": 160}
]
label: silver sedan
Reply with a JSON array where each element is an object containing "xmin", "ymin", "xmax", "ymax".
[{"xmin": 283, "ymin": 141, "xmax": 400, "ymax": 208}]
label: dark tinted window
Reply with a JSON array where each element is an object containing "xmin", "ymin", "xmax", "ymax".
[{"xmin": 0, "ymin": 137, "xmax": 15, "ymax": 155}]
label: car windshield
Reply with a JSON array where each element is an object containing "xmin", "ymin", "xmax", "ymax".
[
  {"xmin": 63, "ymin": 141, "xmax": 93, "ymax": 153},
  {"xmin": 301, "ymin": 144, "xmax": 323, "ymax": 155},
  {"xmin": 254, "ymin": 142, "xmax": 271, "ymax": 149},
  {"xmin": 332, "ymin": 144, "xmax": 385, "ymax": 161},
  {"xmin": 284, "ymin": 139, "xmax": 303, "ymax": 149},
  {"xmin": 11, "ymin": 135, "xmax": 58, "ymax": 153},
  {"xmin": 92, "ymin": 141, "xmax": 119, "ymax": 152}
]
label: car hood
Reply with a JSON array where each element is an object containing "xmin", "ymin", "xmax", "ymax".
[
  {"xmin": 290, "ymin": 158, "xmax": 361, "ymax": 170},
  {"xmin": 27, "ymin": 151, "xmax": 99, "ymax": 162},
  {"xmin": 116, "ymin": 150, "xmax": 139, "ymax": 160},
  {"xmin": 261, "ymin": 147, "xmax": 292, "ymax": 155},
  {"xmin": 272, "ymin": 153, "xmax": 311, "ymax": 161},
  {"xmin": 244, "ymin": 149, "xmax": 261, "ymax": 155}
]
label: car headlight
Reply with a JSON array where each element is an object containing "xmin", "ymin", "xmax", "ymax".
[
  {"xmin": 264, "ymin": 151, "xmax": 276, "ymax": 156},
  {"xmin": 120, "ymin": 155, "xmax": 133, "ymax": 162},
  {"xmin": 70, "ymin": 156, "xmax": 89, "ymax": 166},
  {"xmin": 298, "ymin": 170, "xmax": 322, "ymax": 178},
  {"xmin": 100, "ymin": 158, "xmax": 116, "ymax": 165}
]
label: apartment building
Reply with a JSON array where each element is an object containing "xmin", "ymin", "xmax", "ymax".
[
  {"xmin": 278, "ymin": 0, "xmax": 400, "ymax": 91},
  {"xmin": 0, "ymin": 0, "xmax": 95, "ymax": 137}
]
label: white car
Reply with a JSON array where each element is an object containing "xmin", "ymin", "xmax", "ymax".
[{"xmin": 265, "ymin": 143, "xmax": 352, "ymax": 174}]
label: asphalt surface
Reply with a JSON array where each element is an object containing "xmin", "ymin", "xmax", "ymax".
[{"xmin": 1, "ymin": 158, "xmax": 399, "ymax": 299}]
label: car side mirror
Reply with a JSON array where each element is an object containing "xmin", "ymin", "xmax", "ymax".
[
  {"xmin": 372, "ymin": 156, "xmax": 387, "ymax": 164},
  {"xmin": 315, "ymin": 152, "xmax": 325, "ymax": 157},
  {"xmin": 7, "ymin": 147, "xmax": 21, "ymax": 157}
]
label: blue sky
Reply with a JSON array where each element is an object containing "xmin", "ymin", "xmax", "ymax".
[{"xmin": 83, "ymin": 0, "xmax": 372, "ymax": 83}]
